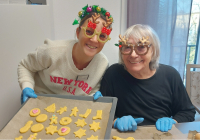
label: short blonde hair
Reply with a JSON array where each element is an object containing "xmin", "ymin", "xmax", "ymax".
[{"xmin": 119, "ymin": 24, "xmax": 160, "ymax": 70}]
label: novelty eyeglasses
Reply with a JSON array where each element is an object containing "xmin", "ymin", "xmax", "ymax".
[
  {"xmin": 81, "ymin": 13, "xmax": 112, "ymax": 43},
  {"xmin": 115, "ymin": 35, "xmax": 151, "ymax": 55}
]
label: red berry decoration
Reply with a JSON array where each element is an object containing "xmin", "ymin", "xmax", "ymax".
[
  {"xmin": 105, "ymin": 12, "xmax": 110, "ymax": 17},
  {"xmin": 119, "ymin": 45, "xmax": 122, "ymax": 48}
]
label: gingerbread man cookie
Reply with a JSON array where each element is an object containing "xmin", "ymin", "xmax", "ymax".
[
  {"xmin": 49, "ymin": 115, "xmax": 58, "ymax": 124},
  {"xmin": 70, "ymin": 107, "xmax": 79, "ymax": 117}
]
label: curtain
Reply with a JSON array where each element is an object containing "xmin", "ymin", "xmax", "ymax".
[{"xmin": 127, "ymin": 0, "xmax": 192, "ymax": 79}]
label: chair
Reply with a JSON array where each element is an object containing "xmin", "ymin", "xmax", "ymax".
[{"xmin": 186, "ymin": 64, "xmax": 200, "ymax": 114}]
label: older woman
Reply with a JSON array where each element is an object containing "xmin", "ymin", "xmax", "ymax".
[{"xmin": 95, "ymin": 24, "xmax": 195, "ymax": 132}]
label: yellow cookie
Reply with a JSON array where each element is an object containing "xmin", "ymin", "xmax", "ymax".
[
  {"xmin": 36, "ymin": 114, "xmax": 48, "ymax": 123},
  {"xmin": 56, "ymin": 137, "xmax": 65, "ymax": 140},
  {"xmin": 45, "ymin": 103, "xmax": 56, "ymax": 113},
  {"xmin": 27, "ymin": 133, "xmax": 37, "ymax": 140},
  {"xmin": 70, "ymin": 107, "xmax": 79, "ymax": 117},
  {"xmin": 89, "ymin": 121, "xmax": 101, "ymax": 132},
  {"xmin": 30, "ymin": 108, "xmax": 40, "ymax": 117},
  {"xmin": 60, "ymin": 117, "xmax": 72, "ymax": 125},
  {"xmin": 20, "ymin": 120, "xmax": 33, "ymax": 133},
  {"xmin": 58, "ymin": 126, "xmax": 70, "ymax": 136},
  {"xmin": 79, "ymin": 109, "xmax": 91, "ymax": 118},
  {"xmin": 93, "ymin": 110, "xmax": 102, "ymax": 120},
  {"xmin": 46, "ymin": 125, "xmax": 58, "ymax": 135},
  {"xmin": 15, "ymin": 136, "xmax": 23, "ymax": 140},
  {"xmin": 75, "ymin": 119, "xmax": 87, "ymax": 127},
  {"xmin": 87, "ymin": 135, "xmax": 98, "ymax": 140},
  {"xmin": 113, "ymin": 136, "xmax": 135, "ymax": 140},
  {"xmin": 74, "ymin": 128, "xmax": 86, "ymax": 138},
  {"xmin": 31, "ymin": 123, "xmax": 44, "ymax": 133}
]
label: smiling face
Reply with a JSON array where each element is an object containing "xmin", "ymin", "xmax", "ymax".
[
  {"xmin": 76, "ymin": 17, "xmax": 106, "ymax": 57},
  {"xmin": 122, "ymin": 37, "xmax": 153, "ymax": 75}
]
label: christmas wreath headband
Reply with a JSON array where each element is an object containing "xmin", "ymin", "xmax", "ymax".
[{"xmin": 72, "ymin": 4, "xmax": 113, "ymax": 25}]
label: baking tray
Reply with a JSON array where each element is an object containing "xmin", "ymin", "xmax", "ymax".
[{"xmin": 0, "ymin": 93, "xmax": 117, "ymax": 139}]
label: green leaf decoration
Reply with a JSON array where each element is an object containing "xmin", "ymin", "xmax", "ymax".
[
  {"xmin": 72, "ymin": 19, "xmax": 79, "ymax": 25},
  {"xmin": 101, "ymin": 8, "xmax": 107, "ymax": 15},
  {"xmin": 92, "ymin": 5, "xmax": 98, "ymax": 12},
  {"xmin": 119, "ymin": 42, "xmax": 122, "ymax": 45},
  {"xmin": 115, "ymin": 44, "xmax": 119, "ymax": 46},
  {"xmin": 82, "ymin": 4, "xmax": 88, "ymax": 11}
]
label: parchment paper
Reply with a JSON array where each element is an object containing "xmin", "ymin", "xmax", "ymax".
[
  {"xmin": 110, "ymin": 125, "xmax": 188, "ymax": 140},
  {"xmin": 0, "ymin": 96, "xmax": 112, "ymax": 139}
]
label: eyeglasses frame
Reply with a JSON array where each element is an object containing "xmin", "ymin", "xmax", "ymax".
[
  {"xmin": 81, "ymin": 26, "xmax": 111, "ymax": 43},
  {"xmin": 120, "ymin": 43, "xmax": 152, "ymax": 55}
]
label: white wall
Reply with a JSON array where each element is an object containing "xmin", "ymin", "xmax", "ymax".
[
  {"xmin": 0, "ymin": 4, "xmax": 53, "ymax": 130},
  {"xmin": 0, "ymin": 0, "xmax": 125, "ymax": 130}
]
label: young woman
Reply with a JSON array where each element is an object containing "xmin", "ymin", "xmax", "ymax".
[{"xmin": 18, "ymin": 5, "xmax": 113, "ymax": 104}]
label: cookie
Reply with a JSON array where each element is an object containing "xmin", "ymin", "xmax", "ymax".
[
  {"xmin": 58, "ymin": 127, "xmax": 70, "ymax": 136},
  {"xmin": 36, "ymin": 114, "xmax": 48, "ymax": 123},
  {"xmin": 30, "ymin": 108, "xmax": 40, "ymax": 117}
]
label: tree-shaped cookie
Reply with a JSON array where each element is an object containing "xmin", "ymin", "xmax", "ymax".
[{"xmin": 45, "ymin": 103, "xmax": 56, "ymax": 113}]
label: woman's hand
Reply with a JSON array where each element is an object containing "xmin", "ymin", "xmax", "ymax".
[
  {"xmin": 155, "ymin": 117, "xmax": 177, "ymax": 132},
  {"xmin": 21, "ymin": 87, "xmax": 37, "ymax": 104},
  {"xmin": 93, "ymin": 91, "xmax": 103, "ymax": 100},
  {"xmin": 114, "ymin": 115, "xmax": 144, "ymax": 131}
]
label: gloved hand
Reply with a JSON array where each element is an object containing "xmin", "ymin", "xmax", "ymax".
[
  {"xmin": 156, "ymin": 117, "xmax": 176, "ymax": 132},
  {"xmin": 93, "ymin": 91, "xmax": 103, "ymax": 100},
  {"xmin": 21, "ymin": 87, "xmax": 37, "ymax": 104},
  {"xmin": 114, "ymin": 115, "xmax": 144, "ymax": 131}
]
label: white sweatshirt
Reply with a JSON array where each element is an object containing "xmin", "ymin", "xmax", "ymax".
[{"xmin": 18, "ymin": 39, "xmax": 108, "ymax": 96}]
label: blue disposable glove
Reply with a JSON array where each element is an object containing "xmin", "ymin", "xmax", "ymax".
[
  {"xmin": 114, "ymin": 115, "xmax": 144, "ymax": 131},
  {"xmin": 156, "ymin": 117, "xmax": 176, "ymax": 132},
  {"xmin": 93, "ymin": 91, "xmax": 103, "ymax": 100},
  {"xmin": 21, "ymin": 87, "xmax": 37, "ymax": 104}
]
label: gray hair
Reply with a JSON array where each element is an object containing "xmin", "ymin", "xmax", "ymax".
[{"xmin": 119, "ymin": 24, "xmax": 160, "ymax": 70}]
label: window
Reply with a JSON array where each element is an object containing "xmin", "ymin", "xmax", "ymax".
[{"xmin": 184, "ymin": 0, "xmax": 200, "ymax": 84}]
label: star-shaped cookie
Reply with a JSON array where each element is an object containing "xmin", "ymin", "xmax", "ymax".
[
  {"xmin": 46, "ymin": 125, "xmax": 58, "ymax": 135},
  {"xmin": 89, "ymin": 121, "xmax": 101, "ymax": 132},
  {"xmin": 87, "ymin": 135, "xmax": 98, "ymax": 140},
  {"xmin": 74, "ymin": 128, "xmax": 86, "ymax": 138},
  {"xmin": 75, "ymin": 119, "xmax": 87, "ymax": 127}
]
